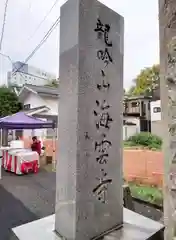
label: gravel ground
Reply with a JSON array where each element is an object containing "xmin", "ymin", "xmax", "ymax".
[{"xmin": 0, "ymin": 169, "xmax": 163, "ymax": 240}]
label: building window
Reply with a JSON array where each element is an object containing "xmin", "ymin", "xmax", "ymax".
[
  {"xmin": 23, "ymin": 104, "xmax": 30, "ymax": 110},
  {"xmin": 148, "ymin": 102, "xmax": 150, "ymax": 110},
  {"xmin": 131, "ymin": 102, "xmax": 138, "ymax": 107},
  {"xmin": 153, "ymin": 107, "xmax": 161, "ymax": 113}
]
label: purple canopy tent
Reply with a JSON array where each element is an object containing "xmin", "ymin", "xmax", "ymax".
[
  {"xmin": 0, "ymin": 112, "xmax": 57, "ymax": 170},
  {"xmin": 0, "ymin": 112, "xmax": 54, "ymax": 129}
]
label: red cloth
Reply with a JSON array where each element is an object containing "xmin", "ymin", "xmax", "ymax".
[
  {"xmin": 31, "ymin": 141, "xmax": 41, "ymax": 155},
  {"xmin": 21, "ymin": 160, "xmax": 39, "ymax": 174}
]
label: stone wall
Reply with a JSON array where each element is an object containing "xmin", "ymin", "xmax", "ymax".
[
  {"xmin": 124, "ymin": 149, "xmax": 163, "ymax": 187},
  {"xmin": 24, "ymin": 138, "xmax": 163, "ymax": 187}
]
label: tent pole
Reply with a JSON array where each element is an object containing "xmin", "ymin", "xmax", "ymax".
[
  {"xmin": 0, "ymin": 129, "xmax": 2, "ymax": 179},
  {"xmin": 0, "ymin": 129, "xmax": 2, "ymax": 147},
  {"xmin": 52, "ymin": 128, "xmax": 56, "ymax": 171}
]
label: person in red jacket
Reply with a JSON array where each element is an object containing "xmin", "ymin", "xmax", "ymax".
[{"xmin": 31, "ymin": 136, "xmax": 41, "ymax": 155}]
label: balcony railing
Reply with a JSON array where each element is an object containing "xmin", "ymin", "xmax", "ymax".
[
  {"xmin": 128, "ymin": 107, "xmax": 140, "ymax": 114},
  {"xmin": 123, "ymin": 106, "xmax": 140, "ymax": 115}
]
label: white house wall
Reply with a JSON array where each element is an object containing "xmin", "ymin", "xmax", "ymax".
[
  {"xmin": 123, "ymin": 116, "xmax": 140, "ymax": 140},
  {"xmin": 123, "ymin": 125, "xmax": 138, "ymax": 140},
  {"xmin": 23, "ymin": 92, "xmax": 58, "ymax": 115},
  {"xmin": 23, "ymin": 93, "xmax": 46, "ymax": 138},
  {"xmin": 124, "ymin": 116, "xmax": 140, "ymax": 127},
  {"xmin": 150, "ymin": 100, "xmax": 161, "ymax": 121},
  {"xmin": 23, "ymin": 92, "xmax": 46, "ymax": 109},
  {"xmin": 22, "ymin": 92, "xmax": 58, "ymax": 139},
  {"xmin": 150, "ymin": 100, "xmax": 163, "ymax": 138},
  {"xmin": 43, "ymin": 97, "xmax": 58, "ymax": 115}
]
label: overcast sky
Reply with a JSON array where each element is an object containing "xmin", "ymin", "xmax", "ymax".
[{"xmin": 0, "ymin": 0, "xmax": 159, "ymax": 89}]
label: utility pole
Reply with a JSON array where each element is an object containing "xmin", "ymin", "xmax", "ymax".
[
  {"xmin": 0, "ymin": 0, "xmax": 9, "ymax": 89},
  {"xmin": 159, "ymin": 0, "xmax": 176, "ymax": 239}
]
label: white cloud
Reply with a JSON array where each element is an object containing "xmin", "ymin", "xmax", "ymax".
[{"xmin": 0, "ymin": 0, "xmax": 159, "ymax": 88}]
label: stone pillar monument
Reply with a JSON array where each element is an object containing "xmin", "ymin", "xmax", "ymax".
[
  {"xmin": 159, "ymin": 0, "xmax": 176, "ymax": 239},
  {"xmin": 55, "ymin": 0, "xmax": 124, "ymax": 239},
  {"xmin": 11, "ymin": 1, "xmax": 164, "ymax": 239}
]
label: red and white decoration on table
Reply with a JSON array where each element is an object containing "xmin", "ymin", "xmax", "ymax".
[{"xmin": 2, "ymin": 148, "xmax": 39, "ymax": 175}]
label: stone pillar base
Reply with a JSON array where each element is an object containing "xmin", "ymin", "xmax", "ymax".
[{"xmin": 12, "ymin": 208, "xmax": 164, "ymax": 240}]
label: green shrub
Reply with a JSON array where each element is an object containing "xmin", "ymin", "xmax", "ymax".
[
  {"xmin": 127, "ymin": 132, "xmax": 162, "ymax": 149},
  {"xmin": 129, "ymin": 183, "xmax": 163, "ymax": 206}
]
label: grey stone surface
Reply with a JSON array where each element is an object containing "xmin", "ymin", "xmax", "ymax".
[
  {"xmin": 123, "ymin": 184, "xmax": 134, "ymax": 211},
  {"xmin": 56, "ymin": 0, "xmax": 124, "ymax": 239},
  {"xmin": 12, "ymin": 209, "xmax": 164, "ymax": 240},
  {"xmin": 0, "ymin": 168, "xmax": 162, "ymax": 239}
]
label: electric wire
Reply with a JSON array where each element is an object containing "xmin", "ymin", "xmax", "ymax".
[
  {"xmin": 0, "ymin": 53, "xmax": 30, "ymax": 85},
  {"xmin": 0, "ymin": 0, "xmax": 9, "ymax": 51},
  {"xmin": 0, "ymin": 0, "xmax": 61, "ymax": 85},
  {"xmin": 26, "ymin": 0, "xmax": 60, "ymax": 43},
  {"xmin": 12, "ymin": 16, "xmax": 60, "ymax": 76}
]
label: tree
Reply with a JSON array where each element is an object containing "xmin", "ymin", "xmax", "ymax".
[
  {"xmin": 45, "ymin": 79, "xmax": 59, "ymax": 88},
  {"xmin": 127, "ymin": 85, "xmax": 136, "ymax": 96},
  {"xmin": 0, "ymin": 85, "xmax": 22, "ymax": 117},
  {"xmin": 128, "ymin": 64, "xmax": 160, "ymax": 96}
]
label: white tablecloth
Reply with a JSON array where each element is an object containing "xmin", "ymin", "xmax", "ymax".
[{"xmin": 2, "ymin": 148, "xmax": 39, "ymax": 175}]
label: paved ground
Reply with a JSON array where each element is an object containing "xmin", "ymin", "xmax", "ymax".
[{"xmin": 0, "ymin": 169, "xmax": 163, "ymax": 240}]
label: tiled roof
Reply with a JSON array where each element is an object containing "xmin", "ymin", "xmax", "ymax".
[
  {"xmin": 25, "ymin": 84, "xmax": 58, "ymax": 97},
  {"xmin": 23, "ymin": 105, "xmax": 49, "ymax": 114}
]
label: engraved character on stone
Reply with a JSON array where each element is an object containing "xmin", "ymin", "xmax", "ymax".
[
  {"xmin": 95, "ymin": 134, "xmax": 112, "ymax": 164},
  {"xmin": 94, "ymin": 18, "xmax": 104, "ymax": 39},
  {"xmin": 94, "ymin": 19, "xmax": 112, "ymax": 47},
  {"xmin": 93, "ymin": 101, "xmax": 113, "ymax": 130},
  {"xmin": 97, "ymin": 70, "xmax": 110, "ymax": 90},
  {"xmin": 97, "ymin": 48, "xmax": 113, "ymax": 66},
  {"xmin": 92, "ymin": 169, "xmax": 112, "ymax": 203}
]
